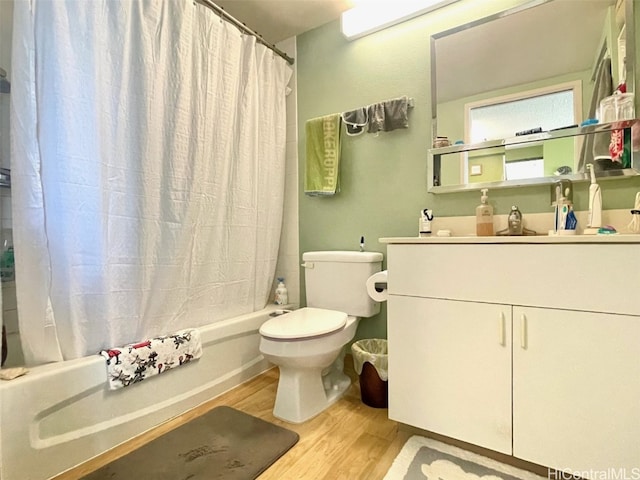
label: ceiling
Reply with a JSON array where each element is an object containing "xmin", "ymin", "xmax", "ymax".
[
  {"xmin": 213, "ymin": 0, "xmax": 618, "ymax": 105},
  {"xmin": 213, "ymin": 0, "xmax": 354, "ymax": 45}
]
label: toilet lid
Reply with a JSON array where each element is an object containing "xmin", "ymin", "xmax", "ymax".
[{"xmin": 260, "ymin": 307, "xmax": 347, "ymax": 339}]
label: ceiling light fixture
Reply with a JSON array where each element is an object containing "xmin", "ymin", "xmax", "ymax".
[{"xmin": 341, "ymin": 0, "xmax": 459, "ymax": 40}]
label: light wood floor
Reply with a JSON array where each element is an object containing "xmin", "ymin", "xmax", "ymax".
[{"xmin": 54, "ymin": 355, "xmax": 410, "ymax": 480}]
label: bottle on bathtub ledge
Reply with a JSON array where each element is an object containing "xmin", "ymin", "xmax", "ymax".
[{"xmin": 274, "ymin": 278, "xmax": 288, "ymax": 305}]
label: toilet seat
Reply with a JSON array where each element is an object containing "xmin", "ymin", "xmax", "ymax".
[{"xmin": 260, "ymin": 307, "xmax": 347, "ymax": 340}]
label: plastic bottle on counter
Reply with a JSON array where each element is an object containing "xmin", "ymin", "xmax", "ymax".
[
  {"xmin": 476, "ymin": 189, "xmax": 494, "ymax": 236},
  {"xmin": 419, "ymin": 209, "xmax": 433, "ymax": 237},
  {"xmin": 274, "ymin": 278, "xmax": 288, "ymax": 305}
]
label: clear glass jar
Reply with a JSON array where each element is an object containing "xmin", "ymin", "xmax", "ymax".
[{"xmin": 599, "ymin": 93, "xmax": 635, "ymax": 122}]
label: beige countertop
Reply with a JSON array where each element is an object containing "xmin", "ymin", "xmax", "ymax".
[{"xmin": 380, "ymin": 234, "xmax": 640, "ymax": 244}]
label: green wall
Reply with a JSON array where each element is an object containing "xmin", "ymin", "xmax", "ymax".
[
  {"xmin": 297, "ymin": 0, "xmax": 640, "ymax": 340},
  {"xmin": 468, "ymin": 150, "xmax": 504, "ymax": 184},
  {"xmin": 543, "ymin": 138, "xmax": 575, "ymax": 176}
]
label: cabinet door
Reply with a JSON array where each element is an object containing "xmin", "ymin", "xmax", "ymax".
[
  {"xmin": 388, "ymin": 295, "xmax": 512, "ymax": 454},
  {"xmin": 513, "ymin": 306, "xmax": 640, "ymax": 472}
]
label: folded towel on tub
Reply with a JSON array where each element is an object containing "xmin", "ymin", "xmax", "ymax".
[
  {"xmin": 99, "ymin": 328, "xmax": 202, "ymax": 390},
  {"xmin": 304, "ymin": 113, "xmax": 342, "ymax": 196}
]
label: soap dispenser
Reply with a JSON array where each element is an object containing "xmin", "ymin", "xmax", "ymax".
[{"xmin": 476, "ymin": 188, "xmax": 494, "ymax": 236}]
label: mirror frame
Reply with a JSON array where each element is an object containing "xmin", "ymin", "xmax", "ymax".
[{"xmin": 428, "ymin": 0, "xmax": 638, "ymax": 193}]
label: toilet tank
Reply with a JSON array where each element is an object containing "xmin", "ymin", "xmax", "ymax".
[{"xmin": 302, "ymin": 251, "xmax": 383, "ymax": 318}]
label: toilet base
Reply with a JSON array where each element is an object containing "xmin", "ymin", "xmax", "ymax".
[{"xmin": 272, "ymin": 354, "xmax": 351, "ymax": 424}]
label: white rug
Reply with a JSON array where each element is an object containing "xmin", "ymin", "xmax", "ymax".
[{"xmin": 383, "ymin": 436, "xmax": 546, "ymax": 480}]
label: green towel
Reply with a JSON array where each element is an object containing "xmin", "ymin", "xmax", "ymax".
[{"xmin": 304, "ymin": 114, "xmax": 342, "ymax": 196}]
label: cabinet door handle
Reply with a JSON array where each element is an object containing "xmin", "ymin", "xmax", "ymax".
[
  {"xmin": 498, "ymin": 312, "xmax": 506, "ymax": 346},
  {"xmin": 520, "ymin": 313, "xmax": 527, "ymax": 349}
]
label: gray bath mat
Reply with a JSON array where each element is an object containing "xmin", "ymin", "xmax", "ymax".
[
  {"xmin": 82, "ymin": 406, "xmax": 299, "ymax": 480},
  {"xmin": 384, "ymin": 436, "xmax": 545, "ymax": 480}
]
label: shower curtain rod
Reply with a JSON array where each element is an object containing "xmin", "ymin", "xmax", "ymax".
[{"xmin": 196, "ymin": 0, "xmax": 295, "ymax": 65}]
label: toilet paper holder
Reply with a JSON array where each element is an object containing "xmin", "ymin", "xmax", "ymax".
[{"xmin": 367, "ymin": 270, "xmax": 388, "ymax": 302}]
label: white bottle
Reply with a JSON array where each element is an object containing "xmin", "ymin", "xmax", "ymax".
[
  {"xmin": 587, "ymin": 164, "xmax": 602, "ymax": 228},
  {"xmin": 419, "ymin": 209, "xmax": 433, "ymax": 237},
  {"xmin": 274, "ymin": 278, "xmax": 288, "ymax": 305}
]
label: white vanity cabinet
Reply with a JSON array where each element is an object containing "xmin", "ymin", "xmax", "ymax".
[
  {"xmin": 383, "ymin": 237, "xmax": 640, "ymax": 474},
  {"xmin": 513, "ymin": 306, "xmax": 640, "ymax": 472},
  {"xmin": 388, "ymin": 296, "xmax": 512, "ymax": 454}
]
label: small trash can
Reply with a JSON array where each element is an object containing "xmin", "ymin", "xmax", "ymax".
[{"xmin": 351, "ymin": 339, "xmax": 388, "ymax": 408}]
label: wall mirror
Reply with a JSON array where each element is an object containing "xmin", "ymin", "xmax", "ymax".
[{"xmin": 428, "ymin": 0, "xmax": 638, "ymax": 193}]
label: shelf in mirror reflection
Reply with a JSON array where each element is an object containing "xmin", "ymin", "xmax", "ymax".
[
  {"xmin": 429, "ymin": 119, "xmax": 639, "ymax": 156},
  {"xmin": 428, "ymin": 119, "xmax": 640, "ymax": 193}
]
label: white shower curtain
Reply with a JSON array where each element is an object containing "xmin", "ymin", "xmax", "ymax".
[{"xmin": 11, "ymin": 0, "xmax": 292, "ymax": 364}]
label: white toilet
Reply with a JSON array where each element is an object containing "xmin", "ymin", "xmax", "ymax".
[{"xmin": 259, "ymin": 250, "xmax": 383, "ymax": 423}]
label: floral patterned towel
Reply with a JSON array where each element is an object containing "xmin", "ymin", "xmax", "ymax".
[{"xmin": 99, "ymin": 329, "xmax": 202, "ymax": 390}]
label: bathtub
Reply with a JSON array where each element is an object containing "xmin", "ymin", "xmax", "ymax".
[{"xmin": 0, "ymin": 305, "xmax": 287, "ymax": 480}]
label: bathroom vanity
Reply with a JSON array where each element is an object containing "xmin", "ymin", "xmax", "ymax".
[{"xmin": 381, "ymin": 235, "xmax": 640, "ymax": 474}]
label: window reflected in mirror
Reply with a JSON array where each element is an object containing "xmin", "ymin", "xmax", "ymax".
[
  {"xmin": 460, "ymin": 83, "xmax": 579, "ymax": 183},
  {"xmin": 467, "ymin": 86, "xmax": 577, "ymax": 143},
  {"xmin": 505, "ymin": 158, "xmax": 544, "ymax": 181}
]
